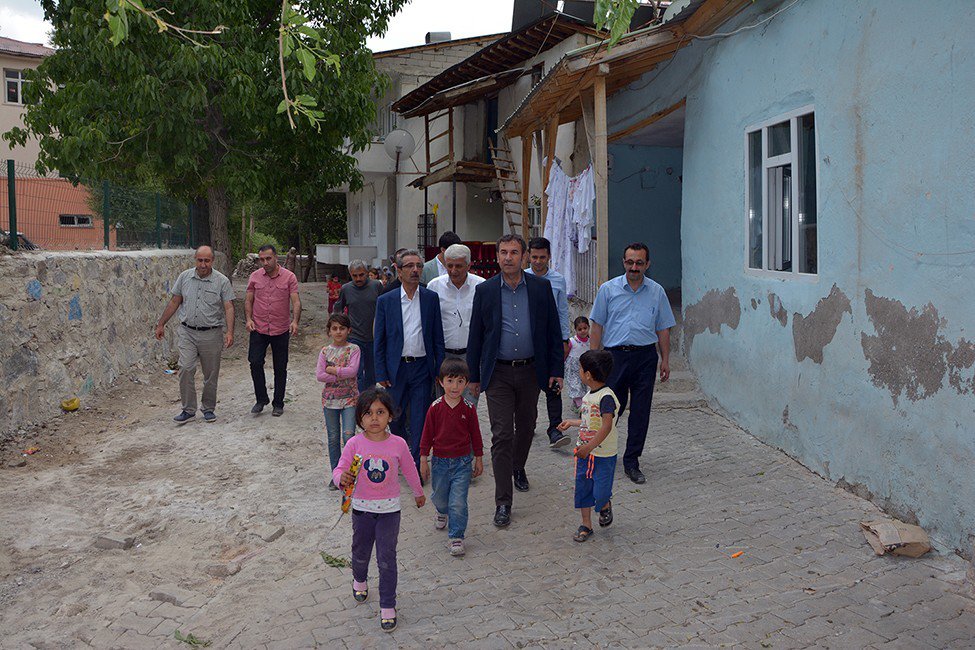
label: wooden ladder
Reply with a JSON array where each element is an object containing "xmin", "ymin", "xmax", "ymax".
[{"xmin": 489, "ymin": 134, "xmax": 523, "ymax": 235}]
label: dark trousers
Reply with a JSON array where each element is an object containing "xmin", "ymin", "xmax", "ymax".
[
  {"xmin": 607, "ymin": 346, "xmax": 658, "ymax": 471},
  {"xmin": 349, "ymin": 337, "xmax": 376, "ymax": 392},
  {"xmin": 248, "ymin": 331, "xmax": 290, "ymax": 408},
  {"xmin": 351, "ymin": 509, "xmax": 400, "ymax": 609},
  {"xmin": 485, "ymin": 363, "xmax": 541, "ymax": 507},
  {"xmin": 542, "ymin": 382, "xmax": 563, "ymax": 438},
  {"xmin": 388, "ymin": 359, "xmax": 432, "ymax": 463}
]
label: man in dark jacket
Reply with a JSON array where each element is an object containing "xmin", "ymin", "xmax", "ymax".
[{"xmin": 468, "ymin": 234, "xmax": 564, "ymax": 527}]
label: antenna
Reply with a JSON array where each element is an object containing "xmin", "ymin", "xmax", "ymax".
[{"xmin": 383, "ymin": 129, "xmax": 417, "ymax": 173}]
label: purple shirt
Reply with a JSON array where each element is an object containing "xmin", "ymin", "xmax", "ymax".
[{"xmin": 247, "ymin": 267, "xmax": 299, "ymax": 336}]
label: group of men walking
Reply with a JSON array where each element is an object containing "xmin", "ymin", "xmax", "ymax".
[{"xmin": 157, "ymin": 232, "xmax": 674, "ymax": 528}]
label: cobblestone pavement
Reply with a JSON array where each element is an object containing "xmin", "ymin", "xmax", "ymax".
[{"xmin": 1, "ymin": 287, "xmax": 972, "ymax": 649}]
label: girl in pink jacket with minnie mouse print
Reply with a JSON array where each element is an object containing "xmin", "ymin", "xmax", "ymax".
[{"xmin": 333, "ymin": 388, "xmax": 425, "ymax": 633}]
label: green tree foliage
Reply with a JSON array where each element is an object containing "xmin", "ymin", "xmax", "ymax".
[
  {"xmin": 4, "ymin": 0, "xmax": 407, "ymax": 272},
  {"xmin": 593, "ymin": 0, "xmax": 639, "ymax": 47}
]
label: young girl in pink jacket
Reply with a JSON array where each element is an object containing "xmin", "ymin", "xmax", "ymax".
[
  {"xmin": 334, "ymin": 388, "xmax": 425, "ymax": 632},
  {"xmin": 317, "ymin": 314, "xmax": 360, "ymax": 486}
]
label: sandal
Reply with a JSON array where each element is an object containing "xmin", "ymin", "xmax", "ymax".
[
  {"xmin": 352, "ymin": 585, "xmax": 368, "ymax": 603},
  {"xmin": 573, "ymin": 525, "xmax": 594, "ymax": 542},
  {"xmin": 599, "ymin": 504, "xmax": 613, "ymax": 528},
  {"xmin": 380, "ymin": 615, "xmax": 397, "ymax": 632}
]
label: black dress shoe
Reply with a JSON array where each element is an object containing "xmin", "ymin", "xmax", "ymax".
[
  {"xmin": 271, "ymin": 405, "xmax": 284, "ymax": 417},
  {"xmin": 513, "ymin": 469, "xmax": 530, "ymax": 492},
  {"xmin": 251, "ymin": 401, "xmax": 268, "ymax": 414},
  {"xmin": 493, "ymin": 505, "xmax": 511, "ymax": 527},
  {"xmin": 624, "ymin": 467, "xmax": 646, "ymax": 484}
]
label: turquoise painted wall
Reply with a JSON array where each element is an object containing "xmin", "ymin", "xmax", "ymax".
[
  {"xmin": 608, "ymin": 145, "xmax": 683, "ymax": 290},
  {"xmin": 606, "ymin": 0, "xmax": 975, "ymax": 553}
]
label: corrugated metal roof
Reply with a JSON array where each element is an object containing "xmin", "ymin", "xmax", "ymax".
[
  {"xmin": 0, "ymin": 36, "xmax": 53, "ymax": 59},
  {"xmin": 391, "ymin": 11, "xmax": 601, "ymax": 115}
]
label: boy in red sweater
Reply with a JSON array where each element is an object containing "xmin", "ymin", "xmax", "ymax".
[{"xmin": 419, "ymin": 358, "xmax": 484, "ymax": 556}]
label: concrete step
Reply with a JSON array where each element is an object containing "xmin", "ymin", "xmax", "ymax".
[
  {"xmin": 656, "ymin": 369, "xmax": 698, "ymax": 394},
  {"xmin": 653, "ymin": 390, "xmax": 708, "ymax": 409}
]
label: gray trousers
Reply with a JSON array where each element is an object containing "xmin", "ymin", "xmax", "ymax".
[
  {"xmin": 177, "ymin": 325, "xmax": 224, "ymax": 414},
  {"xmin": 436, "ymin": 350, "xmax": 480, "ymax": 406}
]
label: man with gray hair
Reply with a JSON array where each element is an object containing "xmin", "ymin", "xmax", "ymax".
[
  {"xmin": 333, "ymin": 259, "xmax": 382, "ymax": 390},
  {"xmin": 155, "ymin": 245, "xmax": 235, "ymax": 424},
  {"xmin": 427, "ymin": 243, "xmax": 485, "ymax": 404}
]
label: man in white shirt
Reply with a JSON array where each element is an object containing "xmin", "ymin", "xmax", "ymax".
[
  {"xmin": 427, "ymin": 243, "xmax": 485, "ymax": 404},
  {"xmin": 374, "ymin": 249, "xmax": 445, "ymax": 463},
  {"xmin": 421, "ymin": 231, "xmax": 462, "ymax": 285}
]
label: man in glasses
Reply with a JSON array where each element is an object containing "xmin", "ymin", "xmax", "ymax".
[
  {"xmin": 427, "ymin": 243, "xmax": 484, "ymax": 404},
  {"xmin": 374, "ymin": 249, "xmax": 445, "ymax": 465},
  {"xmin": 155, "ymin": 246, "xmax": 235, "ymax": 424},
  {"xmin": 588, "ymin": 242, "xmax": 675, "ymax": 485}
]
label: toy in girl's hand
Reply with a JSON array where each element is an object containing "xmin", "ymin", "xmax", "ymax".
[{"xmin": 341, "ymin": 454, "xmax": 363, "ymax": 513}]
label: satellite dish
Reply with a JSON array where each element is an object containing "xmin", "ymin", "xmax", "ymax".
[{"xmin": 383, "ymin": 129, "xmax": 416, "ymax": 173}]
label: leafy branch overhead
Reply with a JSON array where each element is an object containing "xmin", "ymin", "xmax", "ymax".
[
  {"xmin": 277, "ymin": 1, "xmax": 341, "ymax": 130},
  {"xmin": 593, "ymin": 0, "xmax": 640, "ymax": 47},
  {"xmin": 104, "ymin": 0, "xmax": 342, "ymax": 131}
]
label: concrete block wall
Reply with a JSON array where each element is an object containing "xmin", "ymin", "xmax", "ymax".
[{"xmin": 0, "ymin": 249, "xmax": 224, "ymax": 441}]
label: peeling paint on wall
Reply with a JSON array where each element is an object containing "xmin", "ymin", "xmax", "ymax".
[
  {"xmin": 782, "ymin": 405, "xmax": 798, "ymax": 433},
  {"xmin": 683, "ymin": 288, "xmax": 741, "ymax": 352},
  {"xmin": 792, "ymin": 285, "xmax": 852, "ymax": 364},
  {"xmin": 862, "ymin": 289, "xmax": 975, "ymax": 404},
  {"xmin": 768, "ymin": 292, "xmax": 788, "ymax": 327}
]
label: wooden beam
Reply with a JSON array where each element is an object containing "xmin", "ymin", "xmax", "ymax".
[
  {"xmin": 608, "ymin": 98, "xmax": 686, "ymax": 143},
  {"xmin": 424, "ymin": 114, "xmax": 431, "ymax": 173},
  {"xmin": 448, "ymin": 107, "xmax": 455, "ymax": 164},
  {"xmin": 521, "ymin": 133, "xmax": 533, "ymax": 240},
  {"xmin": 567, "ymin": 29, "xmax": 677, "ymax": 73},
  {"xmin": 593, "ymin": 75, "xmax": 609, "ymax": 287},
  {"xmin": 541, "ymin": 114, "xmax": 559, "ymax": 233}
]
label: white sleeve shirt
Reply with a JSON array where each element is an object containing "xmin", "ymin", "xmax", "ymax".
[
  {"xmin": 427, "ymin": 273, "xmax": 485, "ymax": 350},
  {"xmin": 400, "ymin": 287, "xmax": 426, "ymax": 357}
]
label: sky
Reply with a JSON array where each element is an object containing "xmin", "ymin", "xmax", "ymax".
[{"xmin": 0, "ymin": 0, "xmax": 517, "ymax": 50}]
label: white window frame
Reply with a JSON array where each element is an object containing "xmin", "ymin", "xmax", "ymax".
[
  {"xmin": 744, "ymin": 104, "xmax": 819, "ymax": 281},
  {"xmin": 4, "ymin": 69, "xmax": 27, "ymax": 106},
  {"xmin": 59, "ymin": 214, "xmax": 93, "ymax": 228}
]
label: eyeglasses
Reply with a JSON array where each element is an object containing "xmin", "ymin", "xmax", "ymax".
[
  {"xmin": 623, "ymin": 259, "xmax": 648, "ymax": 267},
  {"xmin": 400, "ymin": 263, "xmax": 423, "ymax": 270}
]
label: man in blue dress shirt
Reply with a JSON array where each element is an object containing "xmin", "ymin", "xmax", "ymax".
[
  {"xmin": 589, "ymin": 242, "xmax": 675, "ymax": 484},
  {"xmin": 526, "ymin": 237, "xmax": 572, "ymax": 449}
]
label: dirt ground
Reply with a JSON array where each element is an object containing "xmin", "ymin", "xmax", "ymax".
[{"xmin": 0, "ymin": 284, "xmax": 339, "ymax": 647}]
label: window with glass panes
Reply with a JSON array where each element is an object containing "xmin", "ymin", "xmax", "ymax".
[
  {"xmin": 746, "ymin": 108, "xmax": 817, "ymax": 276},
  {"xmin": 5, "ymin": 69, "xmax": 27, "ymax": 105}
]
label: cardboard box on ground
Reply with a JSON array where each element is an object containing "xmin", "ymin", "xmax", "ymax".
[{"xmin": 860, "ymin": 520, "xmax": 932, "ymax": 558}]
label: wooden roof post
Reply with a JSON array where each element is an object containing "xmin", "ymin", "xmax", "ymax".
[
  {"xmin": 521, "ymin": 132, "xmax": 533, "ymax": 241},
  {"xmin": 541, "ymin": 115, "xmax": 558, "ymax": 234},
  {"xmin": 593, "ymin": 69, "xmax": 610, "ymax": 287}
]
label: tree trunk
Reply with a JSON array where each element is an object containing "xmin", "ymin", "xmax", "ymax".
[{"xmin": 206, "ymin": 185, "xmax": 232, "ymax": 276}]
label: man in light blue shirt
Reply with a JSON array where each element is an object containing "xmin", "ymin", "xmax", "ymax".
[
  {"xmin": 527, "ymin": 237, "xmax": 572, "ymax": 448},
  {"xmin": 589, "ymin": 242, "xmax": 675, "ymax": 484}
]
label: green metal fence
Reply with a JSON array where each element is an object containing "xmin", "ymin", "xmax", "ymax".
[{"xmin": 1, "ymin": 159, "xmax": 197, "ymax": 251}]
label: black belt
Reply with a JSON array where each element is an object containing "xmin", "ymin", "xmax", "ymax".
[
  {"xmin": 606, "ymin": 344, "xmax": 654, "ymax": 352},
  {"xmin": 496, "ymin": 357, "xmax": 534, "ymax": 367},
  {"xmin": 182, "ymin": 323, "xmax": 220, "ymax": 331},
  {"xmin": 445, "ymin": 348, "xmax": 467, "ymax": 355},
  {"xmin": 401, "ymin": 356, "xmax": 425, "ymax": 363}
]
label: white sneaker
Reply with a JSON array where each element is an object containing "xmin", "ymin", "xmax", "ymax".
[
  {"xmin": 449, "ymin": 538, "xmax": 465, "ymax": 556},
  {"xmin": 434, "ymin": 513, "xmax": 447, "ymax": 530}
]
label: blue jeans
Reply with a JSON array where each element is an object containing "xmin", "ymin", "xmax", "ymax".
[
  {"xmin": 349, "ymin": 337, "xmax": 376, "ymax": 392},
  {"xmin": 430, "ymin": 454, "xmax": 473, "ymax": 539},
  {"xmin": 574, "ymin": 454, "xmax": 617, "ymax": 511},
  {"xmin": 324, "ymin": 406, "xmax": 356, "ymax": 471}
]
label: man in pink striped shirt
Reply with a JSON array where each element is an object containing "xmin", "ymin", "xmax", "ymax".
[{"xmin": 245, "ymin": 245, "xmax": 301, "ymax": 416}]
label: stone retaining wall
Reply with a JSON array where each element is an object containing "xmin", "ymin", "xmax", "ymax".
[{"xmin": 0, "ymin": 249, "xmax": 227, "ymax": 441}]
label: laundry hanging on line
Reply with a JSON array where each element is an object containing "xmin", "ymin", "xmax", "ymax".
[{"xmin": 543, "ymin": 160, "xmax": 595, "ymax": 297}]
